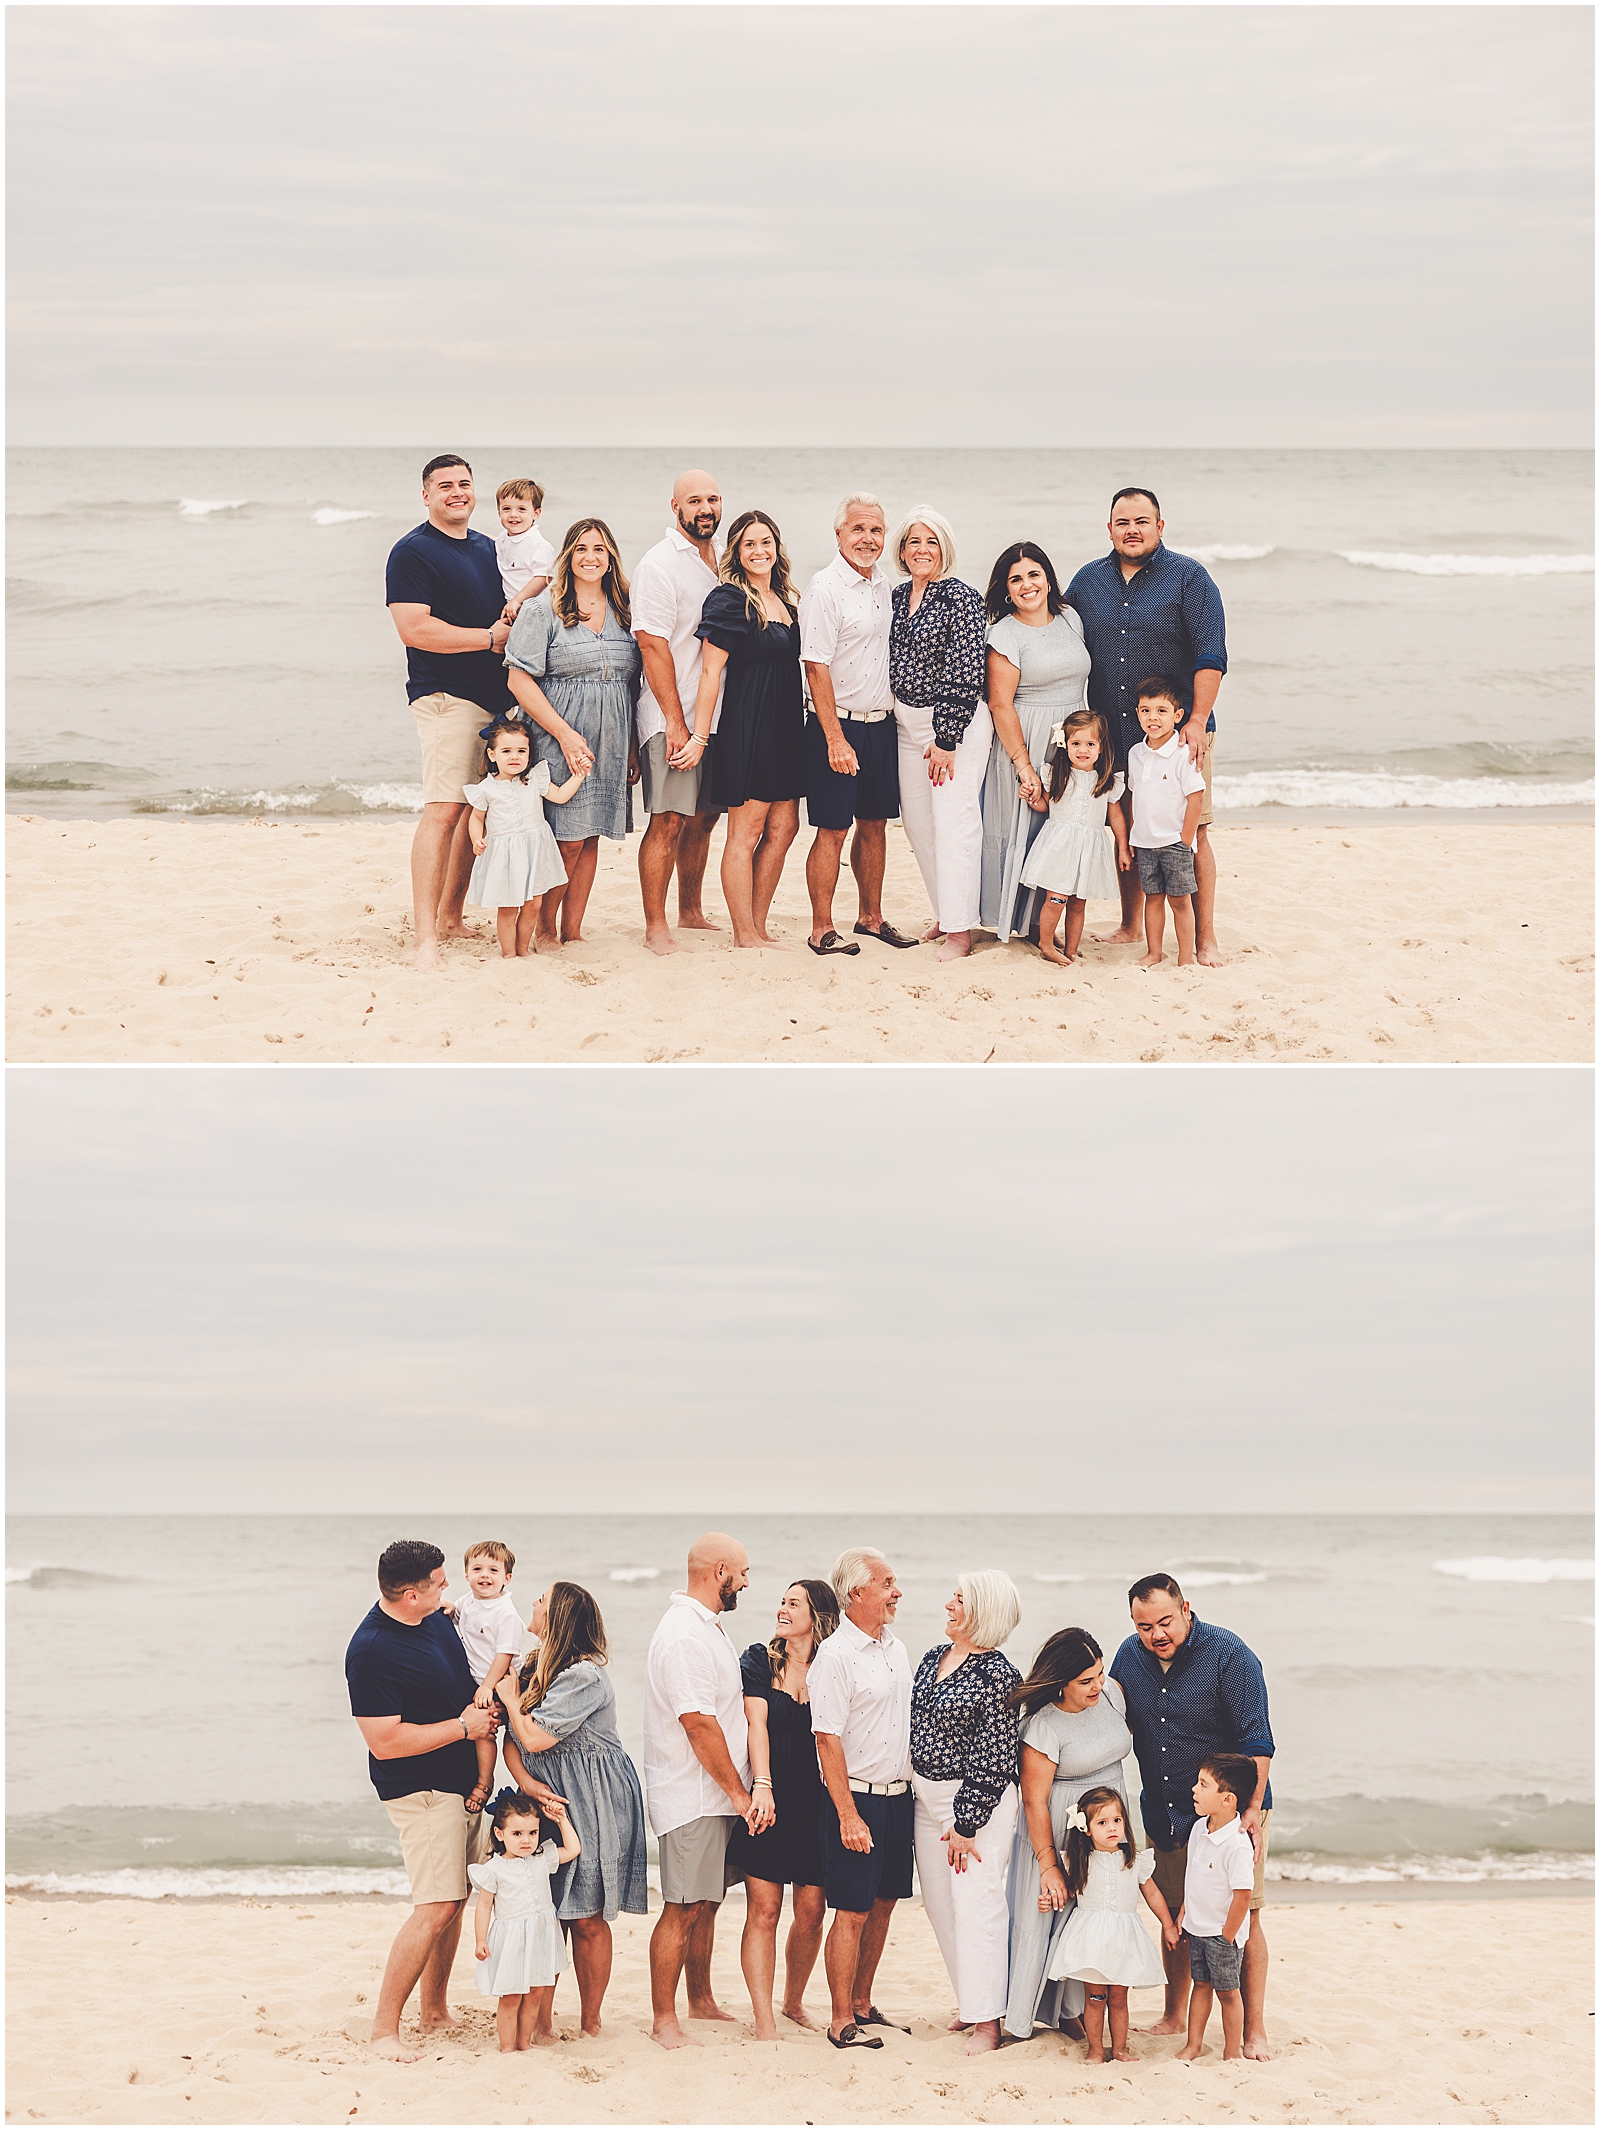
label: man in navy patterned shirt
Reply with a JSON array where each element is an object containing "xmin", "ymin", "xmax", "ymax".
[{"xmin": 1066, "ymin": 490, "xmax": 1228, "ymax": 964}]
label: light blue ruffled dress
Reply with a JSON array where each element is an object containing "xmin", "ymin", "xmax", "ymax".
[
  {"xmin": 509, "ymin": 1661, "xmax": 649, "ymax": 1922},
  {"xmin": 462, "ymin": 765, "xmax": 570, "ymax": 907},
  {"xmin": 1018, "ymin": 769, "xmax": 1126, "ymax": 901},
  {"xmin": 468, "ymin": 1846, "xmax": 567, "ymax": 1995},
  {"xmin": 504, "ymin": 594, "xmax": 640, "ymax": 843},
  {"xmin": 979, "ymin": 609, "xmax": 1092, "ymax": 941}
]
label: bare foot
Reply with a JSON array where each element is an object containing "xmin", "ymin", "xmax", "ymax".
[
  {"xmin": 1112, "ymin": 2047, "xmax": 1136, "ymax": 2062},
  {"xmin": 947, "ymin": 2018, "xmax": 971, "ymax": 2033},
  {"xmin": 527, "ymin": 2030, "xmax": 559, "ymax": 2047},
  {"xmin": 1242, "ymin": 2034, "xmax": 1272, "ymax": 2060},
  {"xmin": 733, "ymin": 932, "xmax": 787, "ymax": 950},
  {"xmin": 368, "ymin": 2035, "xmax": 423, "ymax": 2064},
  {"xmin": 534, "ymin": 931, "xmax": 562, "ymax": 951},
  {"xmin": 1038, "ymin": 941, "xmax": 1070, "ymax": 967},
  {"xmin": 561, "ymin": 927, "xmax": 585, "ymax": 945},
  {"xmin": 921, "ymin": 923, "xmax": 943, "ymax": 943},
  {"xmin": 412, "ymin": 939, "xmax": 444, "ymax": 971},
  {"xmin": 1091, "ymin": 926, "xmax": 1142, "ymax": 945},
  {"xmin": 436, "ymin": 918, "xmax": 480, "ymax": 940},
  {"xmin": 643, "ymin": 926, "xmax": 680, "ymax": 957},
  {"xmin": 937, "ymin": 930, "xmax": 972, "ymax": 961},
  {"xmin": 782, "ymin": 2006, "xmax": 819, "ymax": 2031},
  {"xmin": 650, "ymin": 2019, "xmax": 699, "ymax": 2050},
  {"xmin": 1136, "ymin": 2016, "xmax": 1186, "ymax": 2036},
  {"xmin": 418, "ymin": 2009, "xmax": 463, "ymax": 2031},
  {"xmin": 963, "ymin": 2020, "xmax": 1001, "ymax": 2055},
  {"xmin": 687, "ymin": 1998, "xmax": 737, "ymax": 2023},
  {"xmin": 580, "ymin": 2021, "xmax": 602, "ymax": 2038},
  {"xmin": 752, "ymin": 2017, "xmax": 779, "ymax": 2041},
  {"xmin": 1175, "ymin": 2041, "xmax": 1205, "ymax": 2062},
  {"xmin": 1136, "ymin": 951, "xmax": 1164, "ymax": 968},
  {"xmin": 1196, "ymin": 938, "xmax": 1225, "ymax": 967},
  {"xmin": 677, "ymin": 911, "xmax": 722, "ymax": 931}
]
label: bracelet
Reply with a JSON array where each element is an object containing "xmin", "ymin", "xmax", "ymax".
[
  {"xmin": 752, "ymin": 1778, "xmax": 773, "ymax": 1789},
  {"xmin": 460, "ymin": 1719, "xmax": 470, "ymax": 1739}
]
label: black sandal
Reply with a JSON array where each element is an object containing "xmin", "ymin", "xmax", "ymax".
[
  {"xmin": 857, "ymin": 2005, "xmax": 911, "ymax": 2033},
  {"xmin": 828, "ymin": 2023, "xmax": 883, "ymax": 2049},
  {"xmin": 853, "ymin": 921, "xmax": 918, "ymax": 949},
  {"xmin": 808, "ymin": 930, "xmax": 861, "ymax": 956}
]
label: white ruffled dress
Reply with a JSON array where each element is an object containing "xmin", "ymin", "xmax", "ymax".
[
  {"xmin": 463, "ymin": 766, "xmax": 570, "ymax": 908},
  {"xmin": 468, "ymin": 1847, "xmax": 568, "ymax": 1995},
  {"xmin": 1044, "ymin": 1848, "xmax": 1166, "ymax": 1989},
  {"xmin": 1018, "ymin": 767, "xmax": 1125, "ymax": 901}
]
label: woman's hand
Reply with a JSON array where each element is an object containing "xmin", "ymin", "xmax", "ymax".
[
  {"xmin": 627, "ymin": 747, "xmax": 641, "ymax": 786},
  {"xmin": 668, "ymin": 732, "xmax": 708, "ymax": 772},
  {"xmin": 520, "ymin": 1777, "xmax": 570, "ymax": 1812},
  {"xmin": 559, "ymin": 725, "xmax": 596, "ymax": 778},
  {"xmin": 944, "ymin": 1829, "xmax": 982, "ymax": 1874},
  {"xmin": 1037, "ymin": 1860, "xmax": 1069, "ymax": 1912},
  {"xmin": 494, "ymin": 1674, "xmax": 519, "ymax": 1706},
  {"xmin": 1017, "ymin": 762, "xmax": 1047, "ymax": 813},
  {"xmin": 925, "ymin": 743, "xmax": 957, "ymax": 787}
]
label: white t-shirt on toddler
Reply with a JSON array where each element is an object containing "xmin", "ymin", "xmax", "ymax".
[
  {"xmin": 451, "ymin": 1590, "xmax": 526, "ymax": 1685},
  {"xmin": 497, "ymin": 526, "xmax": 558, "ymax": 603},
  {"xmin": 1182, "ymin": 1814, "xmax": 1256, "ymax": 1947},
  {"xmin": 1128, "ymin": 732, "xmax": 1206, "ymax": 850}
]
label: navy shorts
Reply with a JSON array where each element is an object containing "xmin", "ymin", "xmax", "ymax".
[
  {"xmin": 805, "ymin": 714, "xmax": 900, "ymax": 830},
  {"xmin": 819, "ymin": 1788, "xmax": 914, "ymax": 1913},
  {"xmin": 1188, "ymin": 1932, "xmax": 1243, "ymax": 1991}
]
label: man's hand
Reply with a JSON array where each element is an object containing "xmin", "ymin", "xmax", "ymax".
[
  {"xmin": 664, "ymin": 712, "xmax": 692, "ymax": 759},
  {"xmin": 827, "ymin": 733, "xmax": 861, "ymax": 777},
  {"xmin": 838, "ymin": 1808, "xmax": 874, "ymax": 1855},
  {"xmin": 1241, "ymin": 1805, "xmax": 1264, "ymax": 1858},
  {"xmin": 460, "ymin": 1701, "xmax": 497, "ymax": 1741},
  {"xmin": 1116, "ymin": 842, "xmax": 1132, "ymax": 871},
  {"xmin": 490, "ymin": 620, "xmax": 511, "ymax": 654},
  {"xmin": 1179, "ymin": 713, "xmax": 1206, "ymax": 767}
]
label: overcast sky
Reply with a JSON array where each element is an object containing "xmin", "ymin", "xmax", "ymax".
[
  {"xmin": 7, "ymin": 1067, "xmax": 1591, "ymax": 1517},
  {"xmin": 6, "ymin": 5, "xmax": 1593, "ymax": 446}
]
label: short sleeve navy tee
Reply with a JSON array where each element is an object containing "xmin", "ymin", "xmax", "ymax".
[
  {"xmin": 345, "ymin": 1603, "xmax": 479, "ymax": 1801},
  {"xmin": 384, "ymin": 522, "xmax": 515, "ymax": 712}
]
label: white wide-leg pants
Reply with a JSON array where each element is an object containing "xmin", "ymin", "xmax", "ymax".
[
  {"xmin": 894, "ymin": 700, "xmax": 992, "ymax": 935},
  {"xmin": 912, "ymin": 1773, "xmax": 1019, "ymax": 2024}
]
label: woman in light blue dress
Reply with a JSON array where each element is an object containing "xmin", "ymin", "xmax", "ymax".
[
  {"xmin": 496, "ymin": 1579, "xmax": 649, "ymax": 2039},
  {"xmin": 504, "ymin": 517, "xmax": 641, "ymax": 946},
  {"xmin": 978, "ymin": 542, "xmax": 1093, "ymax": 944}
]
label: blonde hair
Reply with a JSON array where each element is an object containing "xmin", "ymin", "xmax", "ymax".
[
  {"xmin": 497, "ymin": 478, "xmax": 545, "ymax": 509},
  {"xmin": 721, "ymin": 510, "xmax": 799, "ymax": 629},
  {"xmin": 519, "ymin": 1582, "xmax": 607, "ymax": 1711},
  {"xmin": 464, "ymin": 1539, "xmax": 515, "ymax": 1576},
  {"xmin": 892, "ymin": 508, "xmax": 958, "ymax": 580},
  {"xmin": 954, "ymin": 1568, "xmax": 1021, "ymax": 1652},
  {"xmin": 552, "ymin": 518, "xmax": 631, "ymax": 631},
  {"xmin": 833, "ymin": 492, "xmax": 887, "ymax": 534}
]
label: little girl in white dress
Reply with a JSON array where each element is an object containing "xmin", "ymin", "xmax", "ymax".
[
  {"xmin": 470, "ymin": 1788, "xmax": 582, "ymax": 2051},
  {"xmin": 464, "ymin": 713, "xmax": 587, "ymax": 959},
  {"xmin": 1044, "ymin": 1784, "xmax": 1179, "ymax": 2063},
  {"xmin": 1019, "ymin": 709, "xmax": 1130, "ymax": 966}
]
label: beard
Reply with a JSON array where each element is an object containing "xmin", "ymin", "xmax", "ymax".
[
  {"xmin": 679, "ymin": 509, "xmax": 721, "ymax": 539},
  {"xmin": 718, "ymin": 1575, "xmax": 741, "ymax": 1612}
]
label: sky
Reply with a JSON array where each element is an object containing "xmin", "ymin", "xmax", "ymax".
[
  {"xmin": 7, "ymin": 1065, "xmax": 1592, "ymax": 1517},
  {"xmin": 6, "ymin": 4, "xmax": 1593, "ymax": 447}
]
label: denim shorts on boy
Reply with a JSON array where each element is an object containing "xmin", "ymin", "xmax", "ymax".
[
  {"xmin": 1187, "ymin": 1932, "xmax": 1244, "ymax": 1992},
  {"xmin": 1135, "ymin": 842, "xmax": 1198, "ymax": 898},
  {"xmin": 804, "ymin": 713, "xmax": 901, "ymax": 830},
  {"xmin": 818, "ymin": 1787, "xmax": 914, "ymax": 1912}
]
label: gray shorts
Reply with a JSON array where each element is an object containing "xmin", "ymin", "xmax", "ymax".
[
  {"xmin": 1188, "ymin": 1932, "xmax": 1243, "ymax": 1991},
  {"xmin": 658, "ymin": 1814, "xmax": 736, "ymax": 1906},
  {"xmin": 1135, "ymin": 841, "xmax": 1197, "ymax": 898},
  {"xmin": 639, "ymin": 732, "xmax": 718, "ymax": 818}
]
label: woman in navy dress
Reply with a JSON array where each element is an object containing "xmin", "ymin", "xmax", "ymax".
[
  {"xmin": 726, "ymin": 1577, "xmax": 840, "ymax": 2038},
  {"xmin": 679, "ymin": 509, "xmax": 806, "ymax": 949}
]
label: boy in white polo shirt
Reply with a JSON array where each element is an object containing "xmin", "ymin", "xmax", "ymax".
[
  {"xmin": 1175, "ymin": 1753, "xmax": 1258, "ymax": 2062},
  {"xmin": 1126, "ymin": 675, "xmax": 1206, "ymax": 970},
  {"xmin": 440, "ymin": 1540, "xmax": 526, "ymax": 1810},
  {"xmin": 495, "ymin": 480, "xmax": 557, "ymax": 622}
]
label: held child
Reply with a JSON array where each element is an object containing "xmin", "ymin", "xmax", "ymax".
[
  {"xmin": 1018, "ymin": 710, "xmax": 1130, "ymax": 966},
  {"xmin": 440, "ymin": 1542, "xmax": 527, "ymax": 1812},
  {"xmin": 496, "ymin": 480, "xmax": 557, "ymax": 623},
  {"xmin": 470, "ymin": 1788, "xmax": 582, "ymax": 2051},
  {"xmin": 1044, "ymin": 1786, "xmax": 1179, "ymax": 2063},
  {"xmin": 1175, "ymin": 1755, "xmax": 1259, "ymax": 2063},
  {"xmin": 1126, "ymin": 676, "xmax": 1206, "ymax": 969},
  {"xmin": 464, "ymin": 714, "xmax": 586, "ymax": 958}
]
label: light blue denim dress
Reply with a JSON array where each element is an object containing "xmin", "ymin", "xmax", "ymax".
[
  {"xmin": 504, "ymin": 594, "xmax": 640, "ymax": 844},
  {"xmin": 979, "ymin": 609, "xmax": 1092, "ymax": 941},
  {"xmin": 509, "ymin": 1662, "xmax": 649, "ymax": 1922}
]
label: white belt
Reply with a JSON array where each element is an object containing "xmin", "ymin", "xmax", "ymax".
[
  {"xmin": 848, "ymin": 1778, "xmax": 909, "ymax": 1796},
  {"xmin": 830, "ymin": 706, "xmax": 894, "ymax": 724}
]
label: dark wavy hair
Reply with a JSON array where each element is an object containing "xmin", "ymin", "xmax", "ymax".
[
  {"xmin": 1008, "ymin": 1626, "xmax": 1103, "ymax": 1719},
  {"xmin": 985, "ymin": 541, "xmax": 1065, "ymax": 623},
  {"xmin": 1046, "ymin": 709, "xmax": 1116, "ymax": 802},
  {"xmin": 765, "ymin": 1577, "xmax": 840, "ymax": 1687},
  {"xmin": 1061, "ymin": 1784, "xmax": 1136, "ymax": 1898}
]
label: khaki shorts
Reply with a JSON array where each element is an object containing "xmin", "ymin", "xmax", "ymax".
[
  {"xmin": 1151, "ymin": 1810, "xmax": 1270, "ymax": 1919},
  {"xmin": 383, "ymin": 1789, "xmax": 492, "ymax": 1907},
  {"xmin": 638, "ymin": 731, "xmax": 717, "ymax": 818},
  {"xmin": 411, "ymin": 692, "xmax": 489, "ymax": 806},
  {"xmin": 1198, "ymin": 729, "xmax": 1215, "ymax": 830},
  {"xmin": 658, "ymin": 1814, "xmax": 737, "ymax": 1906}
]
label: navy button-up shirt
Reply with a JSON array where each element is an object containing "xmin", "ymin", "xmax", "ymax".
[
  {"xmin": 1065, "ymin": 545, "xmax": 1227, "ymax": 757},
  {"xmin": 1108, "ymin": 1613, "xmax": 1274, "ymax": 1851}
]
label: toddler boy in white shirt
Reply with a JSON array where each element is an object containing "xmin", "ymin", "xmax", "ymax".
[
  {"xmin": 1126, "ymin": 675, "xmax": 1207, "ymax": 970},
  {"xmin": 496, "ymin": 480, "xmax": 557, "ymax": 623},
  {"xmin": 440, "ymin": 1540, "xmax": 526, "ymax": 1809},
  {"xmin": 1175, "ymin": 1754, "xmax": 1258, "ymax": 2063}
]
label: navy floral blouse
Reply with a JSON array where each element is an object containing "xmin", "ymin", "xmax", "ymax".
[
  {"xmin": 889, "ymin": 578, "xmax": 989, "ymax": 750},
  {"xmin": 911, "ymin": 1645, "xmax": 1022, "ymax": 1835}
]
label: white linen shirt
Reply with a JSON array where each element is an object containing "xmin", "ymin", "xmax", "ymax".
[
  {"xmin": 450, "ymin": 1591, "xmax": 526, "ymax": 1686},
  {"xmin": 1182, "ymin": 1814, "xmax": 1256, "ymax": 1946},
  {"xmin": 642, "ymin": 1591, "xmax": 750, "ymax": 1837},
  {"xmin": 1127, "ymin": 733, "xmax": 1207, "ymax": 849},
  {"xmin": 496, "ymin": 526, "xmax": 557, "ymax": 602},
  {"xmin": 629, "ymin": 527, "xmax": 724, "ymax": 744},
  {"xmin": 798, "ymin": 552, "xmax": 894, "ymax": 714},
  {"xmin": 806, "ymin": 1614, "xmax": 913, "ymax": 1783}
]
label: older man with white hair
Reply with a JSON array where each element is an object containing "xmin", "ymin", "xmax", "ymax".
[
  {"xmin": 806, "ymin": 1547, "xmax": 915, "ymax": 2049},
  {"xmin": 798, "ymin": 495, "xmax": 918, "ymax": 957}
]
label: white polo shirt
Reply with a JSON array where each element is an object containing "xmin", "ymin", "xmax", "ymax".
[
  {"xmin": 807, "ymin": 1614, "xmax": 913, "ymax": 1784},
  {"xmin": 630, "ymin": 526, "xmax": 724, "ymax": 744},
  {"xmin": 450, "ymin": 1591, "xmax": 526, "ymax": 1686},
  {"xmin": 1182, "ymin": 1814, "xmax": 1256, "ymax": 1946},
  {"xmin": 496, "ymin": 526, "xmax": 557, "ymax": 603},
  {"xmin": 1127, "ymin": 733, "xmax": 1207, "ymax": 850},
  {"xmin": 798, "ymin": 552, "xmax": 893, "ymax": 714},
  {"xmin": 641, "ymin": 1591, "xmax": 750, "ymax": 1837}
]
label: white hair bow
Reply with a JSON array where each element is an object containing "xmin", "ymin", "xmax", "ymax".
[
  {"xmin": 1048, "ymin": 722, "xmax": 1066, "ymax": 754},
  {"xmin": 1064, "ymin": 1808, "xmax": 1088, "ymax": 1834}
]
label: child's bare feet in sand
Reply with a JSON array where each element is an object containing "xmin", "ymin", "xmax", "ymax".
[
  {"xmin": 1039, "ymin": 940, "xmax": 1073, "ymax": 967},
  {"xmin": 369, "ymin": 2035, "xmax": 423, "ymax": 2063},
  {"xmin": 1137, "ymin": 950, "xmax": 1164, "ymax": 968},
  {"xmin": 1175, "ymin": 2040, "xmax": 1207, "ymax": 2062},
  {"xmin": 1091, "ymin": 925, "xmax": 1142, "ymax": 945}
]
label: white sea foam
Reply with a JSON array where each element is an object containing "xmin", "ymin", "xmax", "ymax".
[
  {"xmin": 1559, "ymin": 1615, "xmax": 1595, "ymax": 1628},
  {"xmin": 1337, "ymin": 549, "xmax": 1594, "ymax": 577},
  {"xmin": 1180, "ymin": 1571, "xmax": 1268, "ymax": 1588},
  {"xmin": 1187, "ymin": 543, "xmax": 1276, "ymax": 564},
  {"xmin": 177, "ymin": 498, "xmax": 246, "ymax": 518},
  {"xmin": 1215, "ymin": 770, "xmax": 1595, "ymax": 811},
  {"xmin": 5, "ymin": 1566, "xmax": 34, "ymax": 1584},
  {"xmin": 6, "ymin": 1866, "xmax": 410, "ymax": 1899},
  {"xmin": 311, "ymin": 507, "xmax": 376, "ymax": 526},
  {"xmin": 1434, "ymin": 1558, "xmax": 1595, "ymax": 1584},
  {"xmin": 609, "ymin": 1568, "xmax": 660, "ymax": 1584},
  {"xmin": 1268, "ymin": 1851, "xmax": 1594, "ymax": 1885},
  {"xmin": 1033, "ymin": 1573, "xmax": 1089, "ymax": 1584},
  {"xmin": 161, "ymin": 781, "xmax": 427, "ymax": 816}
]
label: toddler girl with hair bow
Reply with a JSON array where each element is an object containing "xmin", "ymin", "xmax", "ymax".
[
  {"xmin": 1019, "ymin": 709, "xmax": 1130, "ymax": 966},
  {"xmin": 1043, "ymin": 1785, "xmax": 1180, "ymax": 2063}
]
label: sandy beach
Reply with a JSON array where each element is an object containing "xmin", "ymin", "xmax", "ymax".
[
  {"xmin": 6, "ymin": 815, "xmax": 1593, "ymax": 1064},
  {"xmin": 5, "ymin": 1888, "xmax": 1591, "ymax": 2126}
]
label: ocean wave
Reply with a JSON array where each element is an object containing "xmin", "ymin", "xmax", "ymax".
[
  {"xmin": 1337, "ymin": 549, "xmax": 1594, "ymax": 577},
  {"xmin": 177, "ymin": 498, "xmax": 246, "ymax": 518},
  {"xmin": 134, "ymin": 780, "xmax": 427, "ymax": 817},
  {"xmin": 1215, "ymin": 769, "xmax": 1594, "ymax": 810},
  {"xmin": 1032, "ymin": 1573, "xmax": 1089, "ymax": 1584},
  {"xmin": 609, "ymin": 1568, "xmax": 661, "ymax": 1584},
  {"xmin": 6, "ymin": 1564, "xmax": 138, "ymax": 1589},
  {"xmin": 1435, "ymin": 1558, "xmax": 1594, "ymax": 1584},
  {"xmin": 1268, "ymin": 1851, "xmax": 1594, "ymax": 1885},
  {"xmin": 1178, "ymin": 1571, "xmax": 1268, "ymax": 1588},
  {"xmin": 5, "ymin": 1866, "xmax": 409, "ymax": 1899},
  {"xmin": 311, "ymin": 507, "xmax": 376, "ymax": 526},
  {"xmin": 1186, "ymin": 544, "xmax": 1276, "ymax": 564},
  {"xmin": 1559, "ymin": 1615, "xmax": 1595, "ymax": 1628},
  {"xmin": 7, "ymin": 759, "xmax": 154, "ymax": 792}
]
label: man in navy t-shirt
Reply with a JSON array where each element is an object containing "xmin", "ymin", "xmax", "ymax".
[
  {"xmin": 346, "ymin": 1537, "xmax": 502, "ymax": 2059},
  {"xmin": 385, "ymin": 455, "xmax": 517, "ymax": 970}
]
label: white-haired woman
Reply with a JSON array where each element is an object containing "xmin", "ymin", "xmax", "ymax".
[
  {"xmin": 910, "ymin": 1571, "xmax": 1023, "ymax": 2055},
  {"xmin": 888, "ymin": 511, "xmax": 992, "ymax": 962}
]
